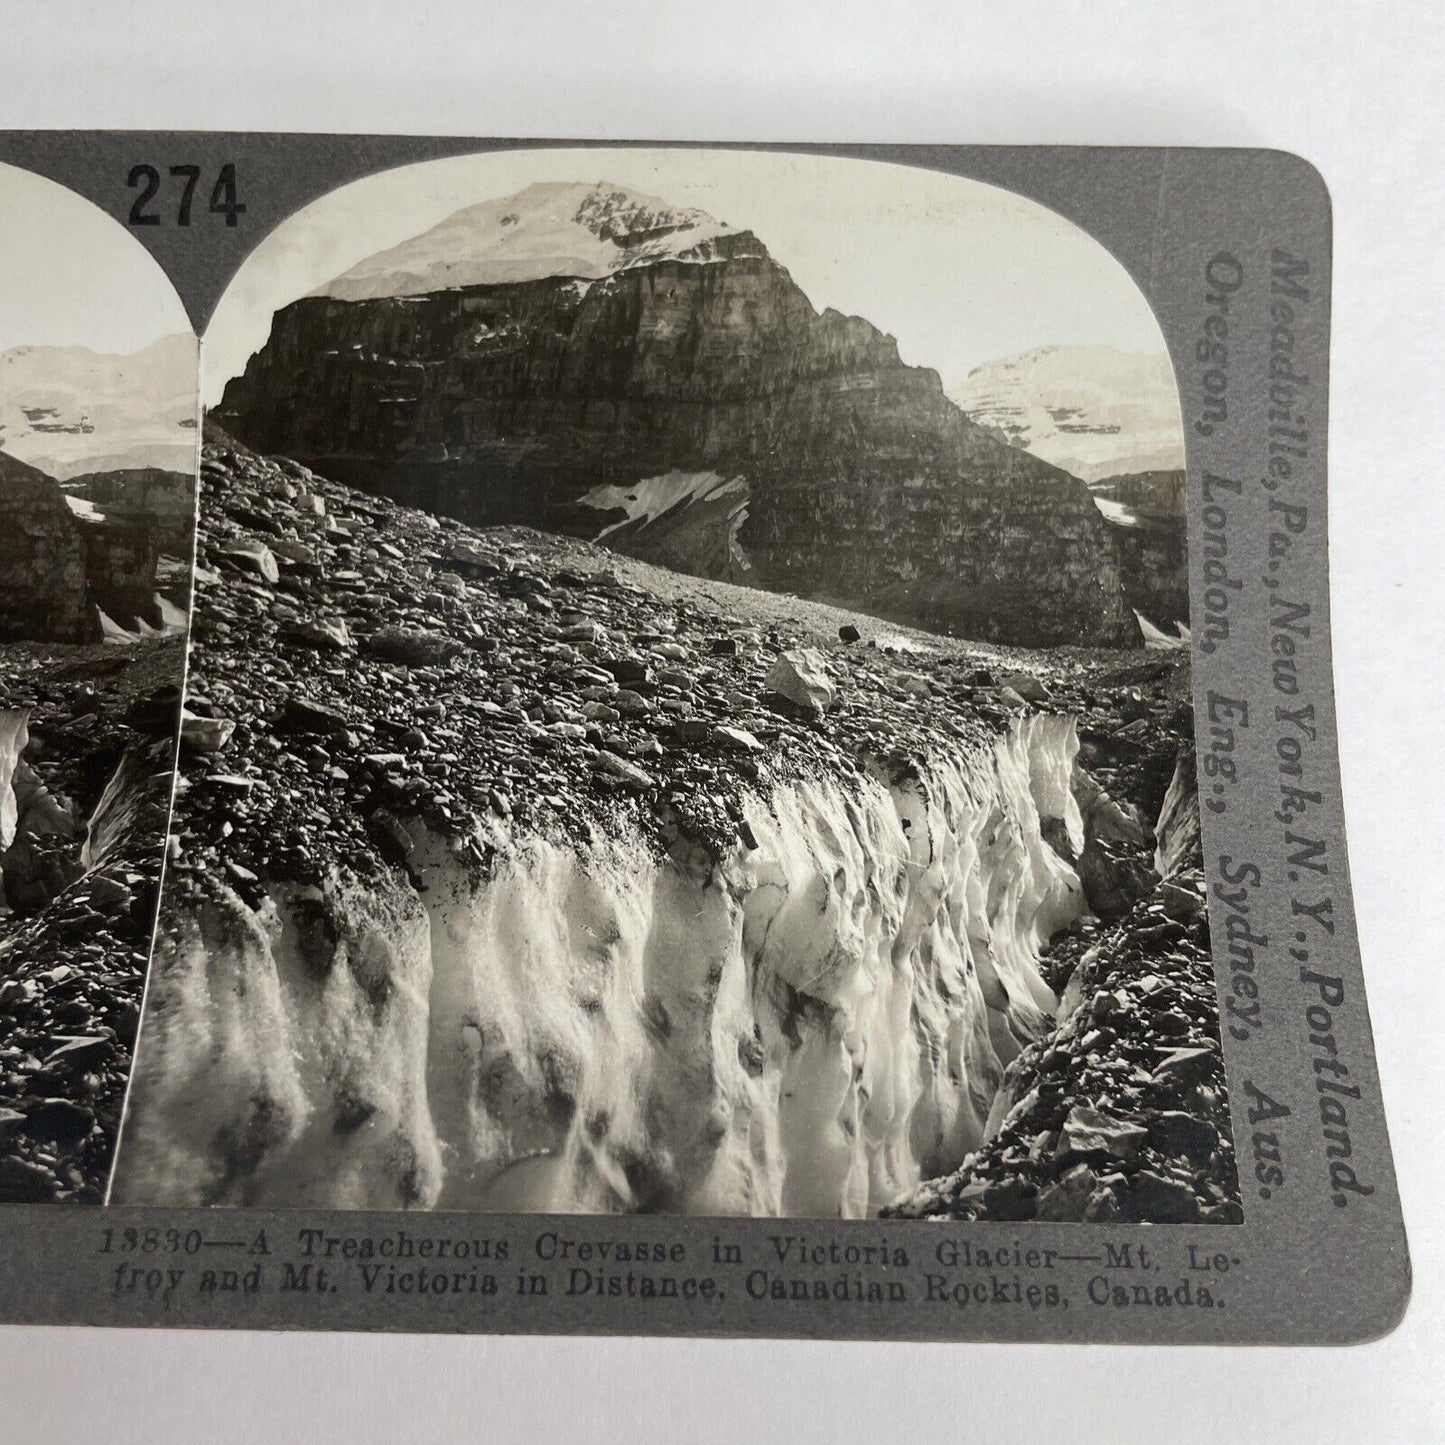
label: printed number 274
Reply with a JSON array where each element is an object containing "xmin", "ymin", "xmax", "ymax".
[{"xmin": 127, "ymin": 163, "xmax": 245, "ymax": 227}]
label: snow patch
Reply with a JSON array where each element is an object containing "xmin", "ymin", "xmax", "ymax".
[
  {"xmin": 872, "ymin": 633, "xmax": 939, "ymax": 657},
  {"xmin": 1092, "ymin": 495, "xmax": 1139, "ymax": 527},
  {"xmin": 1135, "ymin": 611, "xmax": 1191, "ymax": 650},
  {"xmin": 63, "ymin": 493, "xmax": 107, "ymax": 523},
  {"xmin": 0, "ymin": 710, "xmax": 29, "ymax": 852},
  {"xmin": 96, "ymin": 596, "xmax": 187, "ymax": 646},
  {"xmin": 156, "ymin": 595, "xmax": 190, "ymax": 632},
  {"xmin": 577, "ymin": 470, "xmax": 746, "ymax": 539}
]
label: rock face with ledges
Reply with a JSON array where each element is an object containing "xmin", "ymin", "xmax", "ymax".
[
  {"xmin": 0, "ymin": 452, "xmax": 89, "ymax": 643},
  {"xmin": 218, "ymin": 192, "xmax": 1133, "ymax": 648},
  {"xmin": 66, "ymin": 468, "xmax": 196, "ymax": 557},
  {"xmin": 1094, "ymin": 470, "xmax": 1189, "ymax": 632},
  {"xmin": 0, "ymin": 451, "xmax": 184, "ymax": 643}
]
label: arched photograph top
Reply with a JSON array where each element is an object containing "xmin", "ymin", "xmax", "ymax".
[
  {"xmin": 203, "ymin": 148, "xmax": 1188, "ymax": 648},
  {"xmin": 0, "ymin": 162, "xmax": 197, "ymax": 1205}
]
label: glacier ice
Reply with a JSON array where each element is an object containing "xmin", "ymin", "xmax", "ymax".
[{"xmin": 112, "ymin": 715, "xmax": 1090, "ymax": 1217}]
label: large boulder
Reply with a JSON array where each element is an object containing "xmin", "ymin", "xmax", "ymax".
[
  {"xmin": 1056, "ymin": 1104, "xmax": 1149, "ymax": 1165},
  {"xmin": 363, "ymin": 626, "xmax": 464, "ymax": 668},
  {"xmin": 1000, "ymin": 670, "xmax": 1051, "ymax": 704},
  {"xmin": 223, "ymin": 540, "xmax": 279, "ymax": 584},
  {"xmin": 764, "ymin": 647, "xmax": 835, "ymax": 714}
]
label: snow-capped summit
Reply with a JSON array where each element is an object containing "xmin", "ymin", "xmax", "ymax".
[
  {"xmin": 316, "ymin": 181, "xmax": 736, "ymax": 300},
  {"xmin": 949, "ymin": 345, "xmax": 1185, "ymax": 484}
]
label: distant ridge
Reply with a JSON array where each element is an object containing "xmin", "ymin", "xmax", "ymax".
[
  {"xmin": 0, "ymin": 333, "xmax": 196, "ymax": 480},
  {"xmin": 950, "ymin": 344, "xmax": 1184, "ymax": 483}
]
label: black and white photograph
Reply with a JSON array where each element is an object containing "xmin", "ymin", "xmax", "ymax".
[
  {"xmin": 0, "ymin": 161, "xmax": 197, "ymax": 1203},
  {"xmin": 109, "ymin": 149, "xmax": 1237, "ymax": 1225}
]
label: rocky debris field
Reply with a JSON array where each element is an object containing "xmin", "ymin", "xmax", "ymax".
[
  {"xmin": 0, "ymin": 637, "xmax": 182, "ymax": 1202},
  {"xmin": 881, "ymin": 697, "xmax": 1244, "ymax": 1226},
  {"xmin": 887, "ymin": 837, "xmax": 1242, "ymax": 1224},
  {"xmin": 153, "ymin": 435, "xmax": 1237, "ymax": 1223},
  {"xmin": 174, "ymin": 437, "xmax": 1192, "ymax": 900}
]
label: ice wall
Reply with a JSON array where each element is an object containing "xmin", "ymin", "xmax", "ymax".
[
  {"xmin": 0, "ymin": 710, "xmax": 29, "ymax": 852},
  {"xmin": 112, "ymin": 715, "xmax": 1088, "ymax": 1216}
]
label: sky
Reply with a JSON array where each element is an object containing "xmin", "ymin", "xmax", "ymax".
[
  {"xmin": 203, "ymin": 147, "xmax": 1170, "ymax": 405},
  {"xmin": 0, "ymin": 162, "xmax": 190, "ymax": 354}
]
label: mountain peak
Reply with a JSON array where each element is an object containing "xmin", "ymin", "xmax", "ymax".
[
  {"xmin": 949, "ymin": 345, "xmax": 1184, "ymax": 483},
  {"xmin": 0, "ymin": 334, "xmax": 196, "ymax": 481},
  {"xmin": 317, "ymin": 181, "xmax": 737, "ymax": 301}
]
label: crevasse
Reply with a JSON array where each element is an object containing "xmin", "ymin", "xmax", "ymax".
[{"xmin": 112, "ymin": 714, "xmax": 1088, "ymax": 1216}]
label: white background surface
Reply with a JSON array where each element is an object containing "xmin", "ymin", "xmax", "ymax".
[{"xmin": 0, "ymin": 2, "xmax": 1440, "ymax": 1439}]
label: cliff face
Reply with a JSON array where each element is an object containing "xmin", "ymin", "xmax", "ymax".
[
  {"xmin": 0, "ymin": 452, "xmax": 185, "ymax": 643},
  {"xmin": 218, "ymin": 229, "xmax": 1132, "ymax": 647},
  {"xmin": 1093, "ymin": 471, "xmax": 1189, "ymax": 633},
  {"xmin": 1114, "ymin": 521, "xmax": 1189, "ymax": 633},
  {"xmin": 67, "ymin": 468, "xmax": 196, "ymax": 558},
  {"xmin": 0, "ymin": 452, "xmax": 90, "ymax": 642}
]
